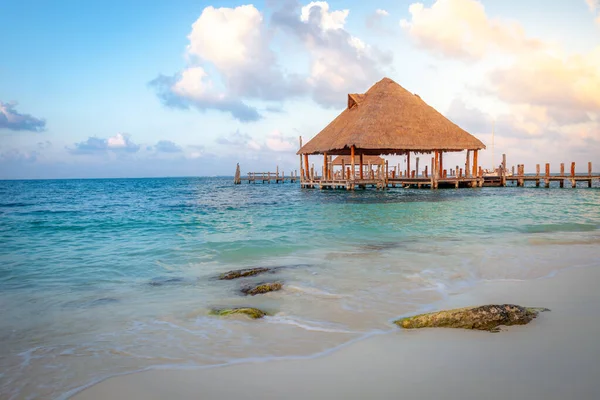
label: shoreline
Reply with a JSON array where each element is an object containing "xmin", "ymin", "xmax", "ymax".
[{"xmin": 71, "ymin": 263, "xmax": 600, "ymax": 400}]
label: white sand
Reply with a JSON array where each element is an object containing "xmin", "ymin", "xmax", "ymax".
[{"xmin": 72, "ymin": 265, "xmax": 600, "ymax": 400}]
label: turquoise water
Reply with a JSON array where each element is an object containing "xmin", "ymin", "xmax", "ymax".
[{"xmin": 1, "ymin": 178, "xmax": 599, "ymax": 398}]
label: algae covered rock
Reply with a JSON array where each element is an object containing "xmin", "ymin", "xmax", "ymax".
[
  {"xmin": 240, "ymin": 282, "xmax": 283, "ymax": 296},
  {"xmin": 219, "ymin": 267, "xmax": 272, "ymax": 280},
  {"xmin": 394, "ymin": 304, "xmax": 550, "ymax": 332},
  {"xmin": 209, "ymin": 307, "xmax": 267, "ymax": 319}
]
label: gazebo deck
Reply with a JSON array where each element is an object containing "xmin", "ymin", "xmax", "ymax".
[{"xmin": 301, "ymin": 176, "xmax": 484, "ymax": 190}]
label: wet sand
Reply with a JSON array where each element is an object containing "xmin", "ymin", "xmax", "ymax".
[{"xmin": 72, "ymin": 265, "xmax": 600, "ymax": 400}]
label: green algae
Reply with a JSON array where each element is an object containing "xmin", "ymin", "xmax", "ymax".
[
  {"xmin": 240, "ymin": 282, "xmax": 283, "ymax": 296},
  {"xmin": 219, "ymin": 267, "xmax": 272, "ymax": 280},
  {"xmin": 209, "ymin": 307, "xmax": 267, "ymax": 319},
  {"xmin": 394, "ymin": 304, "xmax": 550, "ymax": 332}
]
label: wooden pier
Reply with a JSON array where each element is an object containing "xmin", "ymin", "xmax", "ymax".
[
  {"xmin": 298, "ymin": 155, "xmax": 597, "ymax": 190},
  {"xmin": 237, "ymin": 170, "xmax": 298, "ymax": 184}
]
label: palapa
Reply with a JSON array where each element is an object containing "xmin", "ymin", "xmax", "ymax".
[{"xmin": 298, "ymin": 77, "xmax": 485, "ymax": 156}]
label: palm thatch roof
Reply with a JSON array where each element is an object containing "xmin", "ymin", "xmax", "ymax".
[
  {"xmin": 332, "ymin": 155, "xmax": 384, "ymax": 165},
  {"xmin": 298, "ymin": 77, "xmax": 486, "ymax": 155}
]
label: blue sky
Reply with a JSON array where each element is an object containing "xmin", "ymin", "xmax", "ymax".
[{"xmin": 1, "ymin": 0, "xmax": 598, "ymax": 179}]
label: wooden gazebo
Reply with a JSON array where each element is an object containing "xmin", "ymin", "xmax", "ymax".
[{"xmin": 297, "ymin": 77, "xmax": 486, "ymax": 189}]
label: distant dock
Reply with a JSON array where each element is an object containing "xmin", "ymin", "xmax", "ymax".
[{"xmin": 234, "ymin": 165, "xmax": 298, "ymax": 184}]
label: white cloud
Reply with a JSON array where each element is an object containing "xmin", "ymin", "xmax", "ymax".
[
  {"xmin": 401, "ymin": 0, "xmax": 600, "ymax": 134},
  {"xmin": 400, "ymin": 0, "xmax": 542, "ymax": 60},
  {"xmin": 153, "ymin": 2, "xmax": 392, "ymax": 121},
  {"xmin": 376, "ymin": 9, "xmax": 389, "ymax": 17},
  {"xmin": 586, "ymin": 0, "xmax": 598, "ymax": 12},
  {"xmin": 300, "ymin": 1, "xmax": 349, "ymax": 31}
]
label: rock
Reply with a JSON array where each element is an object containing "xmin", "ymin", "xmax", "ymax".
[
  {"xmin": 209, "ymin": 307, "xmax": 267, "ymax": 319},
  {"xmin": 219, "ymin": 267, "xmax": 272, "ymax": 280},
  {"xmin": 394, "ymin": 304, "xmax": 550, "ymax": 332},
  {"xmin": 240, "ymin": 282, "xmax": 283, "ymax": 296}
]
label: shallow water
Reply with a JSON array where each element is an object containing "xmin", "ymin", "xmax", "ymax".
[{"xmin": 1, "ymin": 177, "xmax": 599, "ymax": 399}]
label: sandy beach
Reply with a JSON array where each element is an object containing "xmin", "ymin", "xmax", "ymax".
[{"xmin": 72, "ymin": 264, "xmax": 600, "ymax": 400}]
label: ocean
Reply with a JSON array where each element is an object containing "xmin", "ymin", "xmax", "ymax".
[{"xmin": 1, "ymin": 177, "xmax": 599, "ymax": 399}]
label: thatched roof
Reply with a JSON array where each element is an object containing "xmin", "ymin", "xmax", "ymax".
[
  {"xmin": 332, "ymin": 155, "xmax": 384, "ymax": 165},
  {"xmin": 298, "ymin": 77, "xmax": 486, "ymax": 155}
]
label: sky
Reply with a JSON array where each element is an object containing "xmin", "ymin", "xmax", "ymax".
[{"xmin": 1, "ymin": 0, "xmax": 599, "ymax": 179}]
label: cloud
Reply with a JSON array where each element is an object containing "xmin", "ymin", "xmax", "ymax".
[
  {"xmin": 151, "ymin": 4, "xmax": 306, "ymax": 122},
  {"xmin": 401, "ymin": 0, "xmax": 600, "ymax": 137},
  {"xmin": 217, "ymin": 130, "xmax": 262, "ymax": 150},
  {"xmin": 150, "ymin": 71, "xmax": 261, "ymax": 122},
  {"xmin": 153, "ymin": 2, "xmax": 392, "ymax": 121},
  {"xmin": 266, "ymin": 130, "xmax": 296, "ymax": 152},
  {"xmin": 69, "ymin": 133, "xmax": 140, "ymax": 155},
  {"xmin": 37, "ymin": 141, "xmax": 52, "ymax": 149},
  {"xmin": 400, "ymin": 0, "xmax": 542, "ymax": 60},
  {"xmin": 0, "ymin": 101, "xmax": 46, "ymax": 132},
  {"xmin": 587, "ymin": 0, "xmax": 598, "ymax": 12},
  {"xmin": 154, "ymin": 140, "xmax": 183, "ymax": 153},
  {"xmin": 0, "ymin": 148, "xmax": 39, "ymax": 163},
  {"xmin": 272, "ymin": 1, "xmax": 393, "ymax": 107},
  {"xmin": 487, "ymin": 48, "xmax": 600, "ymax": 119},
  {"xmin": 366, "ymin": 9, "xmax": 392, "ymax": 32}
]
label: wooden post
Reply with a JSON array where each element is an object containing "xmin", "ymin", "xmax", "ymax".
[
  {"xmin": 424, "ymin": 165, "xmax": 428, "ymax": 178},
  {"xmin": 589, "ymin": 162, "xmax": 593, "ymax": 187},
  {"xmin": 439, "ymin": 152, "xmax": 443, "ymax": 178},
  {"xmin": 415, "ymin": 157, "xmax": 420, "ymax": 178},
  {"xmin": 234, "ymin": 163, "xmax": 241, "ymax": 184},
  {"xmin": 311, "ymin": 164, "xmax": 314, "ymax": 181},
  {"xmin": 360, "ymin": 154, "xmax": 364, "ymax": 179},
  {"xmin": 571, "ymin": 162, "xmax": 576, "ymax": 188},
  {"xmin": 385, "ymin": 160, "xmax": 389, "ymax": 182},
  {"xmin": 430, "ymin": 157, "xmax": 435, "ymax": 189},
  {"xmin": 560, "ymin": 163, "xmax": 565, "ymax": 176},
  {"xmin": 304, "ymin": 154, "xmax": 309, "ymax": 181},
  {"xmin": 406, "ymin": 152, "xmax": 411, "ymax": 179},
  {"xmin": 466, "ymin": 150, "xmax": 471, "ymax": 178},
  {"xmin": 351, "ymin": 146, "xmax": 356, "ymax": 181},
  {"xmin": 459, "ymin": 168, "xmax": 463, "ymax": 178},
  {"xmin": 299, "ymin": 136, "xmax": 303, "ymax": 181},
  {"xmin": 323, "ymin": 153, "xmax": 327, "ymax": 181},
  {"xmin": 545, "ymin": 163, "xmax": 550, "ymax": 188},
  {"xmin": 341, "ymin": 159, "xmax": 346, "ymax": 180},
  {"xmin": 501, "ymin": 154, "xmax": 507, "ymax": 186},
  {"xmin": 536, "ymin": 164, "xmax": 540, "ymax": 187},
  {"xmin": 472, "ymin": 149, "xmax": 478, "ymax": 178}
]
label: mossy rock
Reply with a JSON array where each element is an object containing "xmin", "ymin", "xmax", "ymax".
[
  {"xmin": 240, "ymin": 282, "xmax": 283, "ymax": 296},
  {"xmin": 209, "ymin": 307, "xmax": 267, "ymax": 319},
  {"xmin": 219, "ymin": 267, "xmax": 272, "ymax": 280},
  {"xmin": 394, "ymin": 304, "xmax": 550, "ymax": 332}
]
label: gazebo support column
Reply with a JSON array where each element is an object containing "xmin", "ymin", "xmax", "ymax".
[
  {"xmin": 472, "ymin": 150, "xmax": 478, "ymax": 178},
  {"xmin": 360, "ymin": 153, "xmax": 364, "ymax": 179},
  {"xmin": 416, "ymin": 157, "xmax": 420, "ymax": 178},
  {"xmin": 351, "ymin": 145, "xmax": 356, "ymax": 183},
  {"xmin": 304, "ymin": 154, "xmax": 309, "ymax": 181},
  {"xmin": 466, "ymin": 150, "xmax": 471, "ymax": 178},
  {"xmin": 323, "ymin": 153, "xmax": 328, "ymax": 181},
  {"xmin": 434, "ymin": 151, "xmax": 439, "ymax": 179},
  {"xmin": 406, "ymin": 152, "xmax": 411, "ymax": 178},
  {"xmin": 439, "ymin": 151, "xmax": 443, "ymax": 178}
]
